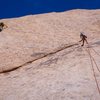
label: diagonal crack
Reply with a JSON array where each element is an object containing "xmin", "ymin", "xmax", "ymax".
[{"xmin": 0, "ymin": 43, "xmax": 78, "ymax": 74}]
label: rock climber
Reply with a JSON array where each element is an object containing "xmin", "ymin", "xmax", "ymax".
[
  {"xmin": 0, "ymin": 22, "xmax": 8, "ymax": 32},
  {"xmin": 79, "ymin": 32, "xmax": 88, "ymax": 46}
]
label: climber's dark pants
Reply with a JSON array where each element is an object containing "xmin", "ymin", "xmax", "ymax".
[{"xmin": 81, "ymin": 38, "xmax": 88, "ymax": 46}]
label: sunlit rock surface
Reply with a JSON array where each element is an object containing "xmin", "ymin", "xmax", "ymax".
[{"xmin": 0, "ymin": 9, "xmax": 100, "ymax": 100}]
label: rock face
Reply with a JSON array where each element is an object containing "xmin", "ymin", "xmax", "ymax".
[{"xmin": 0, "ymin": 9, "xmax": 100, "ymax": 100}]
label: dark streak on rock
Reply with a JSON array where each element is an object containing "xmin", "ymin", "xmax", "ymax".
[{"xmin": 0, "ymin": 43, "xmax": 78, "ymax": 74}]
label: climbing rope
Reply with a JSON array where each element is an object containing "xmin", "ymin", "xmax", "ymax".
[
  {"xmin": 87, "ymin": 45, "xmax": 100, "ymax": 73},
  {"xmin": 89, "ymin": 52, "xmax": 100, "ymax": 73},
  {"xmin": 90, "ymin": 46, "xmax": 100, "ymax": 57},
  {"xmin": 85, "ymin": 47, "xmax": 100, "ymax": 95}
]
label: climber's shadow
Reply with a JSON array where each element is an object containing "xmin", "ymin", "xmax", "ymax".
[
  {"xmin": 94, "ymin": 41, "xmax": 100, "ymax": 45},
  {"xmin": 90, "ymin": 40, "xmax": 100, "ymax": 48}
]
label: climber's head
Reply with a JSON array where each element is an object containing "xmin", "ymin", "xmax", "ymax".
[{"xmin": 0, "ymin": 22, "xmax": 4, "ymax": 27}]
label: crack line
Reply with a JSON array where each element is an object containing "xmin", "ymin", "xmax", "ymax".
[{"xmin": 0, "ymin": 43, "xmax": 78, "ymax": 74}]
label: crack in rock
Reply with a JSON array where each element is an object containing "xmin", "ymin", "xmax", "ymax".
[{"xmin": 0, "ymin": 43, "xmax": 78, "ymax": 74}]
